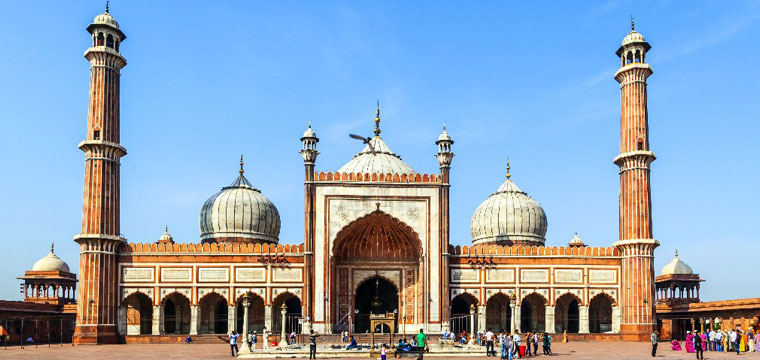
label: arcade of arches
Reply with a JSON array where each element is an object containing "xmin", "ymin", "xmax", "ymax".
[
  {"xmin": 119, "ymin": 291, "xmax": 304, "ymax": 336},
  {"xmin": 449, "ymin": 292, "xmax": 616, "ymax": 335}
]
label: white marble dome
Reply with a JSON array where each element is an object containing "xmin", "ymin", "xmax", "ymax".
[
  {"xmin": 199, "ymin": 165, "xmax": 280, "ymax": 244},
  {"xmin": 93, "ymin": 12, "xmax": 119, "ymax": 29},
  {"xmin": 338, "ymin": 136, "xmax": 415, "ymax": 175},
  {"xmin": 622, "ymin": 30, "xmax": 645, "ymax": 46},
  {"xmin": 32, "ymin": 244, "xmax": 70, "ymax": 273},
  {"xmin": 470, "ymin": 170, "xmax": 547, "ymax": 246},
  {"xmin": 661, "ymin": 251, "xmax": 693, "ymax": 275}
]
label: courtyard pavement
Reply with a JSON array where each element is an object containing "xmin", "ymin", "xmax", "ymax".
[{"xmin": 1, "ymin": 341, "xmax": 759, "ymax": 359}]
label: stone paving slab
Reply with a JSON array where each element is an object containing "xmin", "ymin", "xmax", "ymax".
[{"xmin": 1, "ymin": 342, "xmax": 759, "ymax": 360}]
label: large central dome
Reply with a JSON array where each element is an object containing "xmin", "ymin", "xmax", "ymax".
[
  {"xmin": 470, "ymin": 161, "xmax": 547, "ymax": 246},
  {"xmin": 199, "ymin": 157, "xmax": 281, "ymax": 244},
  {"xmin": 337, "ymin": 106, "xmax": 415, "ymax": 175}
]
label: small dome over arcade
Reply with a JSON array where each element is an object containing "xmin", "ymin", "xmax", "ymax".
[
  {"xmin": 470, "ymin": 159, "xmax": 548, "ymax": 246},
  {"xmin": 568, "ymin": 231, "xmax": 586, "ymax": 247},
  {"xmin": 199, "ymin": 155, "xmax": 281, "ymax": 244},
  {"xmin": 338, "ymin": 105, "xmax": 415, "ymax": 175},
  {"xmin": 661, "ymin": 250, "xmax": 694, "ymax": 276},
  {"xmin": 157, "ymin": 226, "xmax": 174, "ymax": 244},
  {"xmin": 32, "ymin": 244, "xmax": 71, "ymax": 273}
]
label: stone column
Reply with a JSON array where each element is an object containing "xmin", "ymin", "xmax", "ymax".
[
  {"xmin": 578, "ymin": 306, "xmax": 589, "ymax": 334},
  {"xmin": 611, "ymin": 306, "xmax": 620, "ymax": 333},
  {"xmin": 280, "ymin": 304, "xmax": 287, "ymax": 341},
  {"xmin": 469, "ymin": 304, "xmax": 476, "ymax": 335},
  {"xmin": 228, "ymin": 306, "xmax": 237, "ymax": 334},
  {"xmin": 239, "ymin": 297, "xmax": 251, "ymax": 354},
  {"xmin": 545, "ymin": 306, "xmax": 555, "ymax": 334},
  {"xmin": 117, "ymin": 305, "xmax": 126, "ymax": 335},
  {"xmin": 264, "ymin": 305, "xmax": 273, "ymax": 331},
  {"xmin": 478, "ymin": 305, "xmax": 486, "ymax": 332},
  {"xmin": 175, "ymin": 304, "xmax": 182, "ymax": 334},
  {"xmin": 190, "ymin": 305, "xmax": 199, "ymax": 335},
  {"xmin": 152, "ymin": 305, "xmax": 163, "ymax": 335},
  {"xmin": 514, "ymin": 306, "xmax": 521, "ymax": 333}
]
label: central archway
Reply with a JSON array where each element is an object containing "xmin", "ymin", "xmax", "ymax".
[
  {"xmin": 355, "ymin": 277, "xmax": 398, "ymax": 333},
  {"xmin": 331, "ymin": 209, "xmax": 422, "ymax": 333}
]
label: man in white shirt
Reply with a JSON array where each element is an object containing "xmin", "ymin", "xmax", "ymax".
[
  {"xmin": 715, "ymin": 330, "xmax": 723, "ymax": 351},
  {"xmin": 262, "ymin": 327, "xmax": 270, "ymax": 349},
  {"xmin": 512, "ymin": 331, "xmax": 522, "ymax": 359},
  {"xmin": 485, "ymin": 329, "xmax": 495, "ymax": 356},
  {"xmin": 708, "ymin": 330, "xmax": 715, "ymax": 351}
]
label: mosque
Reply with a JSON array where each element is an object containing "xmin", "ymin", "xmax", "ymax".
[{"xmin": 0, "ymin": 5, "xmax": 703, "ymax": 345}]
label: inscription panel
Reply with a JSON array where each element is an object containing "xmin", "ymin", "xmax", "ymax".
[
  {"xmin": 198, "ymin": 268, "xmax": 229, "ymax": 282},
  {"xmin": 160, "ymin": 267, "xmax": 192, "ymax": 282},
  {"xmin": 486, "ymin": 269, "xmax": 515, "ymax": 283},
  {"xmin": 520, "ymin": 269, "xmax": 549, "ymax": 283},
  {"xmin": 273, "ymin": 268, "xmax": 302, "ymax": 282},
  {"xmin": 236, "ymin": 268, "xmax": 266, "ymax": 282},
  {"xmin": 554, "ymin": 269, "xmax": 583, "ymax": 283},
  {"xmin": 451, "ymin": 268, "xmax": 479, "ymax": 283},
  {"xmin": 123, "ymin": 268, "xmax": 154, "ymax": 282},
  {"xmin": 589, "ymin": 269, "xmax": 617, "ymax": 284}
]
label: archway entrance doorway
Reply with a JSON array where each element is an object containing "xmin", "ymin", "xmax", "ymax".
[
  {"xmin": 589, "ymin": 294, "xmax": 614, "ymax": 333},
  {"xmin": 520, "ymin": 293, "xmax": 546, "ymax": 333},
  {"xmin": 554, "ymin": 293, "xmax": 579, "ymax": 333},
  {"xmin": 355, "ymin": 277, "xmax": 398, "ymax": 333},
  {"xmin": 486, "ymin": 293, "xmax": 512, "ymax": 333},
  {"xmin": 450, "ymin": 293, "xmax": 478, "ymax": 334}
]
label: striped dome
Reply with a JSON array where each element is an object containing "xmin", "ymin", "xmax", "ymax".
[
  {"xmin": 470, "ymin": 173, "xmax": 547, "ymax": 246},
  {"xmin": 199, "ymin": 165, "xmax": 280, "ymax": 244}
]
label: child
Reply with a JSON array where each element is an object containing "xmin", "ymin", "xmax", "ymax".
[{"xmin": 381, "ymin": 345, "xmax": 387, "ymax": 360}]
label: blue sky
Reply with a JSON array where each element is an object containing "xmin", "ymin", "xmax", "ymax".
[{"xmin": 0, "ymin": 1, "xmax": 758, "ymax": 302}]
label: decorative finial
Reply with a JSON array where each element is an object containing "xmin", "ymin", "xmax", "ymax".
[
  {"xmin": 374, "ymin": 101, "xmax": 381, "ymax": 136},
  {"xmin": 51, "ymin": 243, "xmax": 55, "ymax": 253},
  {"xmin": 376, "ymin": 202, "xmax": 381, "ymax": 210},
  {"xmin": 105, "ymin": 1, "xmax": 110, "ymax": 14},
  {"xmin": 239, "ymin": 154, "xmax": 244, "ymax": 174},
  {"xmin": 165, "ymin": 225, "xmax": 168, "ymax": 233},
  {"xmin": 631, "ymin": 15, "xmax": 635, "ymax": 31},
  {"xmin": 674, "ymin": 249, "xmax": 678, "ymax": 258},
  {"xmin": 443, "ymin": 123, "xmax": 447, "ymax": 131},
  {"xmin": 308, "ymin": 121, "xmax": 311, "ymax": 129},
  {"xmin": 506, "ymin": 158, "xmax": 511, "ymax": 180}
]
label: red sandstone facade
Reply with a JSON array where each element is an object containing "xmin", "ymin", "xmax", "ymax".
[{"xmin": 70, "ymin": 8, "xmax": 664, "ymax": 344}]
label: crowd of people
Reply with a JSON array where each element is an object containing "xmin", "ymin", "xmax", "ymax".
[
  {"xmin": 441, "ymin": 328, "xmax": 551, "ymax": 359},
  {"xmin": 669, "ymin": 328, "xmax": 759, "ymax": 358}
]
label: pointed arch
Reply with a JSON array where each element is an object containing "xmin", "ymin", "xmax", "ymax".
[{"xmin": 332, "ymin": 209, "xmax": 422, "ymax": 262}]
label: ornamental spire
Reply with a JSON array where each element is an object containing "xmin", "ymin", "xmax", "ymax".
[
  {"xmin": 506, "ymin": 157, "xmax": 511, "ymax": 180},
  {"xmin": 373, "ymin": 101, "xmax": 381, "ymax": 136},
  {"xmin": 239, "ymin": 154, "xmax": 244, "ymax": 174},
  {"xmin": 631, "ymin": 15, "xmax": 635, "ymax": 31},
  {"xmin": 105, "ymin": 1, "xmax": 110, "ymax": 14},
  {"xmin": 51, "ymin": 242, "xmax": 55, "ymax": 254}
]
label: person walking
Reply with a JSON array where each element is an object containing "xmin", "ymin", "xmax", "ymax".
[
  {"xmin": 500, "ymin": 332, "xmax": 510, "ymax": 360},
  {"xmin": 263, "ymin": 326, "xmax": 270, "ymax": 349},
  {"xmin": 542, "ymin": 333, "xmax": 551, "ymax": 355},
  {"xmin": 229, "ymin": 331, "xmax": 239, "ymax": 357},
  {"xmin": 252, "ymin": 330, "xmax": 258, "ymax": 350},
  {"xmin": 308, "ymin": 329, "xmax": 319, "ymax": 359},
  {"xmin": 485, "ymin": 328, "xmax": 495, "ymax": 357},
  {"xmin": 694, "ymin": 330, "xmax": 704, "ymax": 360},
  {"xmin": 512, "ymin": 331, "xmax": 522, "ymax": 359},
  {"xmin": 416, "ymin": 329, "xmax": 427, "ymax": 360},
  {"xmin": 532, "ymin": 332, "xmax": 540, "ymax": 356},
  {"xmin": 247, "ymin": 330, "xmax": 254, "ymax": 352},
  {"xmin": 650, "ymin": 330, "xmax": 658, "ymax": 357}
]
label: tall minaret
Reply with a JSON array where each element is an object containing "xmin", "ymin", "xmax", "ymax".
[
  {"xmin": 435, "ymin": 125, "xmax": 454, "ymax": 330},
  {"xmin": 613, "ymin": 20, "xmax": 659, "ymax": 340},
  {"xmin": 300, "ymin": 123, "xmax": 319, "ymax": 331},
  {"xmin": 73, "ymin": 4, "xmax": 127, "ymax": 345}
]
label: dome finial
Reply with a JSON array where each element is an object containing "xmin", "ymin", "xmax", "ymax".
[
  {"xmin": 374, "ymin": 101, "xmax": 381, "ymax": 136},
  {"xmin": 105, "ymin": 1, "xmax": 110, "ymax": 14},
  {"xmin": 51, "ymin": 242, "xmax": 55, "ymax": 254},
  {"xmin": 506, "ymin": 157, "xmax": 511, "ymax": 180},
  {"xmin": 239, "ymin": 154, "xmax": 244, "ymax": 174},
  {"xmin": 631, "ymin": 15, "xmax": 634, "ymax": 31},
  {"xmin": 675, "ymin": 249, "xmax": 678, "ymax": 258},
  {"xmin": 165, "ymin": 225, "xmax": 169, "ymax": 234}
]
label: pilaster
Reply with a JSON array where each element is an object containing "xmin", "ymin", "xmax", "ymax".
[
  {"xmin": 513, "ymin": 305, "xmax": 521, "ymax": 333},
  {"xmin": 228, "ymin": 305, "xmax": 237, "ymax": 334},
  {"xmin": 545, "ymin": 306, "xmax": 555, "ymax": 333},
  {"xmin": 579, "ymin": 306, "xmax": 589, "ymax": 334},
  {"xmin": 612, "ymin": 306, "xmax": 620, "ymax": 333},
  {"xmin": 190, "ymin": 305, "xmax": 199, "ymax": 335},
  {"xmin": 152, "ymin": 305, "xmax": 163, "ymax": 335}
]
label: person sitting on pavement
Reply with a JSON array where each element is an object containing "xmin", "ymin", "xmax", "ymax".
[{"xmin": 346, "ymin": 335, "xmax": 358, "ymax": 350}]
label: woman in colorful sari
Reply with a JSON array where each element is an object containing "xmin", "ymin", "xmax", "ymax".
[
  {"xmin": 700, "ymin": 331, "xmax": 707, "ymax": 351},
  {"xmin": 686, "ymin": 331, "xmax": 695, "ymax": 353},
  {"xmin": 671, "ymin": 339, "xmax": 682, "ymax": 351},
  {"xmin": 754, "ymin": 330, "xmax": 760, "ymax": 352},
  {"xmin": 740, "ymin": 331, "xmax": 747, "ymax": 352},
  {"xmin": 722, "ymin": 331, "xmax": 729, "ymax": 352}
]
